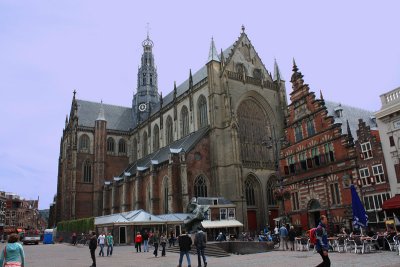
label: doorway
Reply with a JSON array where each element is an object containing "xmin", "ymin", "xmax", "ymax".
[
  {"xmin": 119, "ymin": 226, "xmax": 126, "ymax": 244},
  {"xmin": 308, "ymin": 199, "xmax": 321, "ymax": 228},
  {"xmin": 247, "ymin": 210, "xmax": 257, "ymax": 232}
]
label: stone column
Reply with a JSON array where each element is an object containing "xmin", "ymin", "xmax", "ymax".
[{"xmin": 179, "ymin": 152, "xmax": 189, "ymax": 210}]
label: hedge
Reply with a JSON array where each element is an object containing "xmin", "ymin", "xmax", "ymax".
[{"xmin": 57, "ymin": 217, "xmax": 94, "ymax": 233}]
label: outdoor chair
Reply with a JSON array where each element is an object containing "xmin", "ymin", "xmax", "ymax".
[
  {"xmin": 385, "ymin": 236, "xmax": 396, "ymax": 251},
  {"xmin": 336, "ymin": 236, "xmax": 346, "ymax": 253},
  {"xmin": 300, "ymin": 237, "xmax": 310, "ymax": 251},
  {"xmin": 346, "ymin": 237, "xmax": 355, "ymax": 253},
  {"xmin": 393, "ymin": 235, "xmax": 400, "ymax": 255},
  {"xmin": 349, "ymin": 236, "xmax": 364, "ymax": 254}
]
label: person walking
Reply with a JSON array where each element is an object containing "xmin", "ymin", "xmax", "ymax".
[
  {"xmin": 160, "ymin": 232, "xmax": 168, "ymax": 257},
  {"xmin": 279, "ymin": 224, "xmax": 289, "ymax": 250},
  {"xmin": 135, "ymin": 232, "xmax": 143, "ymax": 252},
  {"xmin": 89, "ymin": 231, "xmax": 98, "ymax": 267},
  {"xmin": 288, "ymin": 226, "xmax": 296, "ymax": 251},
  {"xmin": 152, "ymin": 231, "xmax": 160, "ymax": 257},
  {"xmin": 178, "ymin": 230, "xmax": 192, "ymax": 267},
  {"xmin": 194, "ymin": 227, "xmax": 207, "ymax": 267},
  {"xmin": 315, "ymin": 215, "xmax": 330, "ymax": 267},
  {"xmin": 97, "ymin": 232, "xmax": 105, "ymax": 257},
  {"xmin": 106, "ymin": 232, "xmax": 114, "ymax": 256},
  {"xmin": 0, "ymin": 233, "xmax": 25, "ymax": 267},
  {"xmin": 142, "ymin": 230, "xmax": 149, "ymax": 252}
]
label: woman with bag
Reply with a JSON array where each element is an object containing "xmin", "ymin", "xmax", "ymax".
[{"xmin": 0, "ymin": 233, "xmax": 25, "ymax": 267}]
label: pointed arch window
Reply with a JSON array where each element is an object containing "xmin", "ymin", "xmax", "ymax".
[
  {"xmin": 142, "ymin": 73, "xmax": 146, "ymax": 86},
  {"xmin": 118, "ymin": 139, "xmax": 126, "ymax": 154},
  {"xmin": 166, "ymin": 116, "xmax": 173, "ymax": 145},
  {"xmin": 107, "ymin": 137, "xmax": 115, "ymax": 153},
  {"xmin": 83, "ymin": 160, "xmax": 92, "ymax": 183},
  {"xmin": 194, "ymin": 176, "xmax": 207, "ymax": 197},
  {"xmin": 132, "ymin": 138, "xmax": 137, "ymax": 161},
  {"xmin": 245, "ymin": 179, "xmax": 256, "ymax": 206},
  {"xmin": 153, "ymin": 124, "xmax": 160, "ymax": 151},
  {"xmin": 197, "ymin": 95, "xmax": 208, "ymax": 128},
  {"xmin": 150, "ymin": 74, "xmax": 153, "ymax": 85},
  {"xmin": 180, "ymin": 105, "xmax": 189, "ymax": 138},
  {"xmin": 143, "ymin": 131, "xmax": 148, "ymax": 157},
  {"xmin": 266, "ymin": 178, "xmax": 277, "ymax": 206},
  {"xmin": 163, "ymin": 177, "xmax": 169, "ymax": 214},
  {"xmin": 79, "ymin": 134, "xmax": 90, "ymax": 151}
]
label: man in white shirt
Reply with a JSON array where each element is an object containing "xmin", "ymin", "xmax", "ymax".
[{"xmin": 97, "ymin": 232, "xmax": 106, "ymax": 257}]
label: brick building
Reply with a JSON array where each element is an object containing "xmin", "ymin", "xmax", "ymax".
[
  {"xmin": 279, "ymin": 62, "xmax": 375, "ymax": 232},
  {"xmin": 4, "ymin": 193, "xmax": 39, "ymax": 231},
  {"xmin": 55, "ymin": 28, "xmax": 288, "ymax": 233},
  {"xmin": 355, "ymin": 119, "xmax": 391, "ymax": 227},
  {"xmin": 0, "ymin": 191, "xmax": 5, "ymax": 238}
]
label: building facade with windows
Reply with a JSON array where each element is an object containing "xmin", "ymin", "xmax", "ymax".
[
  {"xmin": 375, "ymin": 87, "xmax": 400, "ymax": 196},
  {"xmin": 279, "ymin": 62, "xmax": 376, "ymax": 232},
  {"xmin": 55, "ymin": 28, "xmax": 288, "ymax": 232},
  {"xmin": 355, "ymin": 119, "xmax": 391, "ymax": 226}
]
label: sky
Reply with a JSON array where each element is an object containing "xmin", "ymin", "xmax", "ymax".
[{"xmin": 0, "ymin": 0, "xmax": 399, "ymax": 209}]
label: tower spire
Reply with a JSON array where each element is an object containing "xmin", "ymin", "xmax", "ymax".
[
  {"xmin": 207, "ymin": 37, "xmax": 220, "ymax": 62},
  {"xmin": 320, "ymin": 90, "xmax": 324, "ymax": 101},
  {"xmin": 290, "ymin": 58, "xmax": 303, "ymax": 83},
  {"xmin": 346, "ymin": 120, "xmax": 354, "ymax": 145},
  {"xmin": 96, "ymin": 100, "xmax": 106, "ymax": 121},
  {"xmin": 189, "ymin": 69, "xmax": 193, "ymax": 89},
  {"xmin": 273, "ymin": 58, "xmax": 283, "ymax": 81}
]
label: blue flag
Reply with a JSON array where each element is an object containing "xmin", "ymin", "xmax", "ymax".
[{"xmin": 351, "ymin": 185, "xmax": 368, "ymax": 228}]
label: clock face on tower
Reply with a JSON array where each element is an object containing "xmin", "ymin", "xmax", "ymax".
[{"xmin": 139, "ymin": 103, "xmax": 147, "ymax": 112}]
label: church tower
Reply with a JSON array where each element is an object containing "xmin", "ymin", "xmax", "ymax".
[{"xmin": 132, "ymin": 33, "xmax": 160, "ymax": 126}]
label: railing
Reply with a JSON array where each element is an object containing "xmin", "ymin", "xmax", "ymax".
[
  {"xmin": 381, "ymin": 87, "xmax": 400, "ymax": 107},
  {"xmin": 227, "ymin": 70, "xmax": 243, "ymax": 81}
]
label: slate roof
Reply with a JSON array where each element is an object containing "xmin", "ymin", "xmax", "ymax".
[
  {"xmin": 325, "ymin": 100, "xmax": 377, "ymax": 141},
  {"xmin": 76, "ymin": 100, "xmax": 134, "ymax": 131},
  {"xmin": 122, "ymin": 127, "xmax": 209, "ymax": 175}
]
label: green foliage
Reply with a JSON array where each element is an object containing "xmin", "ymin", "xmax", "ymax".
[{"xmin": 57, "ymin": 217, "xmax": 94, "ymax": 233}]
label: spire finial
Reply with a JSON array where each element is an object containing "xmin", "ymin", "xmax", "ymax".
[
  {"xmin": 146, "ymin": 22, "xmax": 151, "ymax": 39},
  {"xmin": 208, "ymin": 37, "xmax": 220, "ymax": 62},
  {"xmin": 273, "ymin": 58, "xmax": 283, "ymax": 81},
  {"xmin": 96, "ymin": 101, "xmax": 106, "ymax": 121},
  {"xmin": 189, "ymin": 69, "xmax": 193, "ymax": 88},
  {"xmin": 241, "ymin": 25, "xmax": 245, "ymax": 33},
  {"xmin": 320, "ymin": 90, "xmax": 324, "ymax": 101},
  {"xmin": 346, "ymin": 119, "xmax": 354, "ymax": 145},
  {"xmin": 292, "ymin": 58, "xmax": 298, "ymax": 72},
  {"xmin": 73, "ymin": 90, "xmax": 76, "ymax": 99}
]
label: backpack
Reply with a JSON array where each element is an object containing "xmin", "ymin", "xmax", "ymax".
[{"xmin": 309, "ymin": 228, "xmax": 317, "ymax": 245}]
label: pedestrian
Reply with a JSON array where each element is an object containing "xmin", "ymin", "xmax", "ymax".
[
  {"xmin": 315, "ymin": 215, "xmax": 330, "ymax": 267},
  {"xmin": 152, "ymin": 231, "xmax": 160, "ymax": 257},
  {"xmin": 106, "ymin": 232, "xmax": 114, "ymax": 256},
  {"xmin": 0, "ymin": 233, "xmax": 25, "ymax": 267},
  {"xmin": 194, "ymin": 227, "xmax": 207, "ymax": 267},
  {"xmin": 279, "ymin": 224, "xmax": 289, "ymax": 250},
  {"xmin": 160, "ymin": 232, "xmax": 168, "ymax": 257},
  {"xmin": 142, "ymin": 230, "xmax": 149, "ymax": 252},
  {"xmin": 169, "ymin": 231, "xmax": 175, "ymax": 247},
  {"xmin": 97, "ymin": 232, "xmax": 105, "ymax": 257},
  {"xmin": 177, "ymin": 229, "xmax": 192, "ymax": 267},
  {"xmin": 274, "ymin": 225, "xmax": 279, "ymax": 235},
  {"xmin": 135, "ymin": 231, "xmax": 142, "ymax": 252},
  {"xmin": 89, "ymin": 231, "xmax": 97, "ymax": 267},
  {"xmin": 288, "ymin": 226, "xmax": 296, "ymax": 251},
  {"xmin": 72, "ymin": 232, "xmax": 77, "ymax": 246}
]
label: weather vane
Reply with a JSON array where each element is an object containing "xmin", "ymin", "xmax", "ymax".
[{"xmin": 146, "ymin": 23, "xmax": 151, "ymax": 38}]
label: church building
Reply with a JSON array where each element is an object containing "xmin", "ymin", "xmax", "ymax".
[{"xmin": 55, "ymin": 27, "xmax": 287, "ymax": 232}]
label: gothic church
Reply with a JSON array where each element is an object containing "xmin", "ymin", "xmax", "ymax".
[{"xmin": 56, "ymin": 27, "xmax": 287, "ymax": 232}]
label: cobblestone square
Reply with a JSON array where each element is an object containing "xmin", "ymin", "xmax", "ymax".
[{"xmin": 1, "ymin": 243, "xmax": 399, "ymax": 267}]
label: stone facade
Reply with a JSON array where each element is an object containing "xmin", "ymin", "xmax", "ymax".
[
  {"xmin": 4, "ymin": 193, "xmax": 39, "ymax": 231},
  {"xmin": 55, "ymin": 28, "xmax": 287, "ymax": 233},
  {"xmin": 280, "ymin": 62, "xmax": 359, "ymax": 232},
  {"xmin": 375, "ymin": 87, "xmax": 400, "ymax": 196}
]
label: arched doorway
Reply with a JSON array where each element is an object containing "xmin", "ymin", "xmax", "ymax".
[
  {"xmin": 244, "ymin": 175, "xmax": 261, "ymax": 233},
  {"xmin": 308, "ymin": 199, "xmax": 321, "ymax": 228}
]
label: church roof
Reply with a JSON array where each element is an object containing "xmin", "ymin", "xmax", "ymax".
[
  {"xmin": 150, "ymin": 45, "xmax": 234, "ymax": 116},
  {"xmin": 325, "ymin": 100, "xmax": 376, "ymax": 141},
  {"xmin": 123, "ymin": 127, "xmax": 209, "ymax": 175},
  {"xmin": 76, "ymin": 99, "xmax": 134, "ymax": 131}
]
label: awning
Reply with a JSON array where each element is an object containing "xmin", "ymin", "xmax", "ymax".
[
  {"xmin": 201, "ymin": 220, "xmax": 243, "ymax": 229},
  {"xmin": 382, "ymin": 194, "xmax": 400, "ymax": 210}
]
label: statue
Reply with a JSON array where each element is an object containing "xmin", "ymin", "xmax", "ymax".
[{"xmin": 183, "ymin": 197, "xmax": 210, "ymax": 233}]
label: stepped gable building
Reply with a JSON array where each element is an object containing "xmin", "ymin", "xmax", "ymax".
[
  {"xmin": 56, "ymin": 27, "xmax": 288, "ymax": 232},
  {"xmin": 355, "ymin": 119, "xmax": 391, "ymax": 226},
  {"xmin": 279, "ymin": 61, "xmax": 376, "ymax": 231}
]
